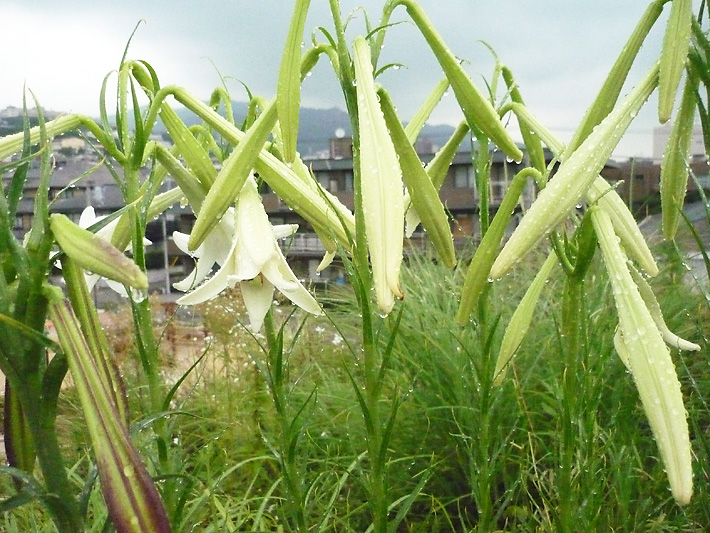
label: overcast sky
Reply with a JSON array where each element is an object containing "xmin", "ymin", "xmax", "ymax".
[{"xmin": 1, "ymin": 1, "xmax": 675, "ymax": 159}]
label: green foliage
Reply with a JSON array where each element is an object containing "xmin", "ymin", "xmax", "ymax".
[{"xmin": 2, "ymin": 0, "xmax": 710, "ymax": 530}]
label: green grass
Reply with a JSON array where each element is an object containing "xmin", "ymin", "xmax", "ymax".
[{"xmin": 2, "ymin": 245, "xmax": 708, "ymax": 531}]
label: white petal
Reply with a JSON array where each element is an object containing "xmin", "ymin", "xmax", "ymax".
[
  {"xmin": 95, "ymin": 218, "xmax": 117, "ymax": 242},
  {"xmin": 262, "ymin": 248, "xmax": 322, "ymax": 316},
  {"xmin": 236, "ymin": 177, "xmax": 277, "ymax": 270},
  {"xmin": 172, "ymin": 231, "xmax": 191, "ymax": 255},
  {"xmin": 231, "ymin": 240, "xmax": 263, "ymax": 281},
  {"xmin": 105, "ymin": 278, "xmax": 129, "ymax": 297},
  {"xmin": 177, "ymin": 236, "xmax": 239, "ymax": 305},
  {"xmin": 85, "ymin": 272, "xmax": 100, "ymax": 292},
  {"xmin": 273, "ymin": 224, "xmax": 299, "ymax": 240},
  {"xmin": 240, "ymin": 277, "xmax": 275, "ymax": 332},
  {"xmin": 173, "ymin": 266, "xmax": 201, "ymax": 292},
  {"xmin": 317, "ymin": 250, "xmax": 335, "ymax": 272},
  {"xmin": 177, "ymin": 266, "xmax": 232, "ymax": 305},
  {"xmin": 173, "ymin": 208, "xmax": 236, "ymax": 290},
  {"xmin": 79, "ymin": 206, "xmax": 96, "ymax": 228}
]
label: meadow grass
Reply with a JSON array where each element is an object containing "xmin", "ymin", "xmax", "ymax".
[
  {"xmin": 4, "ymin": 241, "xmax": 706, "ymax": 531},
  {"xmin": 1, "ymin": 3, "xmax": 708, "ymax": 530}
]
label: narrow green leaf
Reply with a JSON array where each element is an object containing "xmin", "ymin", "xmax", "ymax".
[
  {"xmin": 661, "ymin": 70, "xmax": 698, "ymax": 239},
  {"xmin": 659, "ymin": 0, "xmax": 692, "ymax": 123},
  {"xmin": 6, "ymin": 104, "xmax": 32, "ymax": 221},
  {"xmin": 278, "ymin": 0, "xmax": 312, "ymax": 163},
  {"xmin": 378, "ymin": 86, "xmax": 455, "ymax": 268},
  {"xmin": 391, "ymin": 0, "xmax": 523, "ymax": 162}
]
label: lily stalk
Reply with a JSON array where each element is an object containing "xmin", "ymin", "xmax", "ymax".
[{"xmin": 591, "ymin": 206, "xmax": 692, "ymax": 506}]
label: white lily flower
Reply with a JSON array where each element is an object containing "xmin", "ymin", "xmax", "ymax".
[
  {"xmin": 176, "ymin": 175, "xmax": 322, "ymax": 331},
  {"xmin": 63, "ymin": 206, "xmax": 151, "ymax": 296},
  {"xmin": 172, "ymin": 209, "xmax": 236, "ymax": 292}
]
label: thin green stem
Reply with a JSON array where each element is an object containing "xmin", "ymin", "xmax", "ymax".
[
  {"xmin": 263, "ymin": 310, "xmax": 308, "ymax": 533},
  {"xmin": 14, "ymin": 375, "xmax": 82, "ymax": 531},
  {"xmin": 558, "ymin": 275, "xmax": 585, "ymax": 531}
]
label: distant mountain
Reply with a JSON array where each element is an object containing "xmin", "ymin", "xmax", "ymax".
[
  {"xmin": 0, "ymin": 106, "xmax": 64, "ymax": 137},
  {"xmin": 0, "ymin": 103, "xmax": 457, "ymax": 158},
  {"xmin": 158, "ymin": 102, "xmax": 457, "ymax": 158}
]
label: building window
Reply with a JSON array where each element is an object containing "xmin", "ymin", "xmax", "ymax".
[
  {"xmin": 490, "ymin": 181, "xmax": 506, "ymax": 202},
  {"xmin": 316, "ymin": 171, "xmax": 331, "ymax": 190},
  {"xmin": 453, "ymin": 165, "xmax": 473, "ymax": 188}
]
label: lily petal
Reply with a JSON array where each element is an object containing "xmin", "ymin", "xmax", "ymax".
[
  {"xmin": 240, "ymin": 277, "xmax": 276, "ymax": 332},
  {"xmin": 237, "ymin": 177, "xmax": 279, "ymax": 270},
  {"xmin": 173, "ymin": 210, "xmax": 235, "ymax": 291},
  {"xmin": 176, "ymin": 237, "xmax": 238, "ymax": 306},
  {"xmin": 262, "ymin": 246, "xmax": 322, "ymax": 317}
]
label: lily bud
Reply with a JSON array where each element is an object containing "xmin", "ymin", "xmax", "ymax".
[
  {"xmin": 628, "ymin": 264, "xmax": 701, "ymax": 351},
  {"xmin": 587, "ymin": 176, "xmax": 659, "ymax": 276},
  {"xmin": 661, "ymin": 71, "xmax": 698, "ymax": 239},
  {"xmin": 353, "ymin": 36, "xmax": 405, "ymax": 315},
  {"xmin": 490, "ymin": 63, "xmax": 658, "ymax": 280},
  {"xmin": 378, "ymin": 86, "xmax": 455, "ymax": 268},
  {"xmin": 189, "ymin": 101, "xmax": 278, "ymax": 251},
  {"xmin": 494, "ymin": 251, "xmax": 557, "ymax": 385},
  {"xmin": 277, "ymin": 0, "xmax": 311, "ymax": 163},
  {"xmin": 50, "ymin": 214, "xmax": 148, "ymax": 290},
  {"xmin": 659, "ymin": 0, "xmax": 692, "ymax": 123},
  {"xmin": 592, "ymin": 207, "xmax": 692, "ymax": 506},
  {"xmin": 47, "ymin": 289, "xmax": 171, "ymax": 532},
  {"xmin": 393, "ymin": 0, "xmax": 522, "ymax": 162}
]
